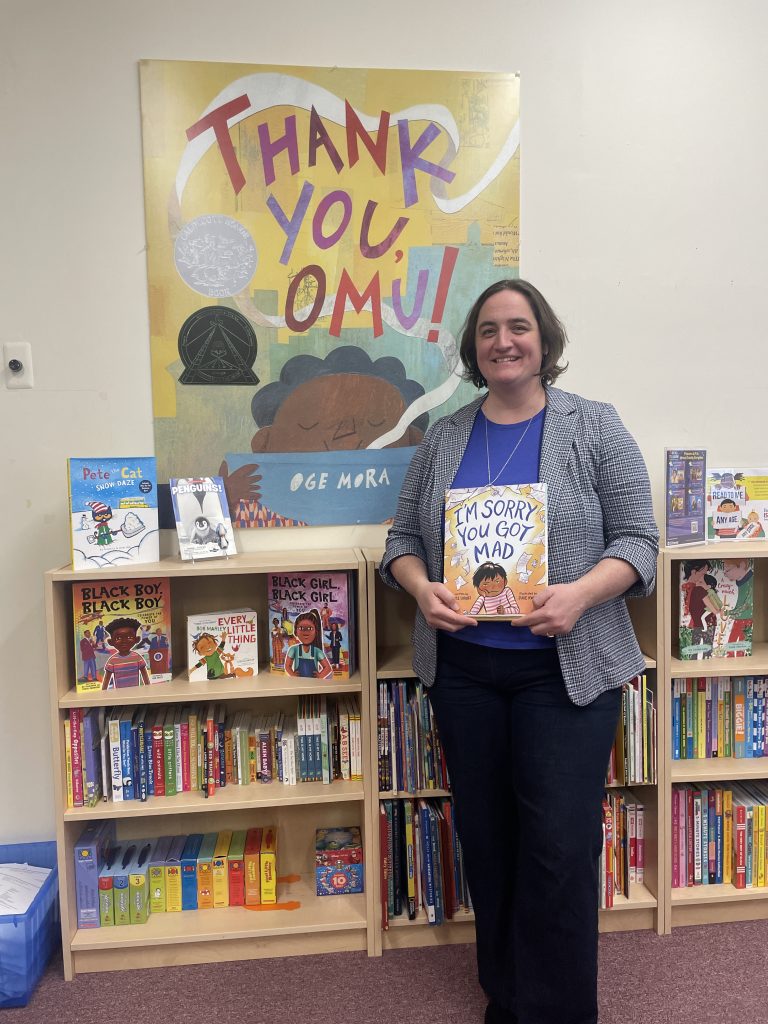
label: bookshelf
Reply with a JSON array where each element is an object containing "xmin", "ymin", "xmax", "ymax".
[
  {"xmin": 45, "ymin": 550, "xmax": 374, "ymax": 978},
  {"xmin": 363, "ymin": 549, "xmax": 663, "ymax": 946},
  {"xmin": 662, "ymin": 540, "xmax": 768, "ymax": 930}
]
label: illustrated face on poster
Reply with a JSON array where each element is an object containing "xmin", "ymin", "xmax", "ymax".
[{"xmin": 140, "ymin": 62, "xmax": 520, "ymax": 525}]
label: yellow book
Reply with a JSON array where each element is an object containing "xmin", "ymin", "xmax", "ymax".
[
  {"xmin": 165, "ymin": 836, "xmax": 185, "ymax": 912},
  {"xmin": 189, "ymin": 709, "xmax": 199, "ymax": 792},
  {"xmin": 717, "ymin": 683, "xmax": 725, "ymax": 758},
  {"xmin": 212, "ymin": 831, "xmax": 232, "ymax": 907},
  {"xmin": 723, "ymin": 789, "xmax": 733, "ymax": 885},
  {"xmin": 196, "ymin": 832, "xmax": 217, "ymax": 910},
  {"xmin": 757, "ymin": 801, "xmax": 766, "ymax": 888},
  {"xmin": 696, "ymin": 680, "xmax": 706, "ymax": 759},
  {"xmin": 260, "ymin": 826, "xmax": 278, "ymax": 904},
  {"xmin": 64, "ymin": 718, "xmax": 74, "ymax": 809}
]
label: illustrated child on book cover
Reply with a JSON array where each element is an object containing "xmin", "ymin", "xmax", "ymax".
[
  {"xmin": 284, "ymin": 610, "xmax": 333, "ymax": 679},
  {"xmin": 189, "ymin": 628, "xmax": 255, "ymax": 680},
  {"xmin": 679, "ymin": 558, "xmax": 753, "ymax": 659},
  {"xmin": 468, "ymin": 562, "xmax": 521, "ymax": 616},
  {"xmin": 101, "ymin": 618, "xmax": 151, "ymax": 689}
]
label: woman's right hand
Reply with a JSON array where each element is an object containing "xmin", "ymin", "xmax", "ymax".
[{"xmin": 414, "ymin": 580, "xmax": 477, "ymax": 632}]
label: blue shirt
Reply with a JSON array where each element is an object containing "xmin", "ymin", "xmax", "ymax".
[{"xmin": 448, "ymin": 406, "xmax": 554, "ymax": 650}]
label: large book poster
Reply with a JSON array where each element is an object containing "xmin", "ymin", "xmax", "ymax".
[{"xmin": 140, "ymin": 61, "xmax": 520, "ymax": 526}]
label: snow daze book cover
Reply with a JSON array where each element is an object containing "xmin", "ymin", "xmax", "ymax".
[{"xmin": 443, "ymin": 483, "xmax": 547, "ymax": 619}]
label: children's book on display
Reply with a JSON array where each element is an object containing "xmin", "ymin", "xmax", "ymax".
[
  {"xmin": 73, "ymin": 578, "xmax": 172, "ymax": 693},
  {"xmin": 187, "ymin": 609, "xmax": 259, "ymax": 682},
  {"xmin": 679, "ymin": 558, "xmax": 754, "ymax": 660},
  {"xmin": 68, "ymin": 457, "xmax": 160, "ymax": 569},
  {"xmin": 706, "ymin": 468, "xmax": 768, "ymax": 541},
  {"xmin": 664, "ymin": 448, "xmax": 706, "ymax": 547},
  {"xmin": 443, "ymin": 482, "xmax": 547, "ymax": 618},
  {"xmin": 170, "ymin": 476, "xmax": 236, "ymax": 560},
  {"xmin": 266, "ymin": 571, "xmax": 356, "ymax": 679}
]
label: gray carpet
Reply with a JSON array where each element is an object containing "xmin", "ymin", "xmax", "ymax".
[{"xmin": 5, "ymin": 923, "xmax": 768, "ymax": 1023}]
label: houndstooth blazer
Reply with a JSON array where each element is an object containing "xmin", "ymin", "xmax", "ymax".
[{"xmin": 380, "ymin": 386, "xmax": 659, "ymax": 706}]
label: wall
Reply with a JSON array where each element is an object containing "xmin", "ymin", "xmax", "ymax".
[{"xmin": 2, "ymin": 0, "xmax": 767, "ymax": 840}]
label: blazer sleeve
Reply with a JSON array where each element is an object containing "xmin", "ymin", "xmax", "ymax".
[
  {"xmin": 597, "ymin": 402, "xmax": 659, "ymax": 598},
  {"xmin": 379, "ymin": 424, "xmax": 439, "ymax": 590}
]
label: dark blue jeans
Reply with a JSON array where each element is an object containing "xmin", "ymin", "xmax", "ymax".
[{"xmin": 429, "ymin": 633, "xmax": 622, "ymax": 1024}]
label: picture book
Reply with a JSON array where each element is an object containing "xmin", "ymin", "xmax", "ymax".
[
  {"xmin": 73, "ymin": 577, "xmax": 172, "ymax": 692},
  {"xmin": 664, "ymin": 448, "xmax": 706, "ymax": 547},
  {"xmin": 169, "ymin": 477, "xmax": 236, "ymax": 560},
  {"xmin": 267, "ymin": 571, "xmax": 355, "ymax": 679},
  {"xmin": 679, "ymin": 558, "xmax": 754, "ymax": 659},
  {"xmin": 443, "ymin": 482, "xmax": 547, "ymax": 618},
  {"xmin": 706, "ymin": 468, "xmax": 768, "ymax": 541},
  {"xmin": 187, "ymin": 609, "xmax": 259, "ymax": 682},
  {"xmin": 68, "ymin": 457, "xmax": 159, "ymax": 570}
]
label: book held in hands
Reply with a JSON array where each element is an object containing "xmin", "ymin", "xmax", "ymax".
[{"xmin": 443, "ymin": 482, "xmax": 547, "ymax": 618}]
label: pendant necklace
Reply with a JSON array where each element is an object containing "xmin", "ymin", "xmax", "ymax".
[{"xmin": 484, "ymin": 410, "xmax": 536, "ymax": 487}]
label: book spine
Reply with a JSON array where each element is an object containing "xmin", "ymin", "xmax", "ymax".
[
  {"xmin": 109, "ymin": 716, "xmax": 123, "ymax": 802},
  {"xmin": 64, "ymin": 718, "xmax": 74, "ymax": 809},
  {"xmin": 180, "ymin": 715, "xmax": 191, "ymax": 792},
  {"xmin": 120, "ymin": 716, "xmax": 134, "ymax": 801},
  {"xmin": 70, "ymin": 708, "xmax": 84, "ymax": 807},
  {"xmin": 152, "ymin": 720, "xmax": 165, "ymax": 797}
]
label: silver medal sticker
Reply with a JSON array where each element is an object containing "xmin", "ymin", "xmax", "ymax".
[{"xmin": 174, "ymin": 214, "xmax": 258, "ymax": 298}]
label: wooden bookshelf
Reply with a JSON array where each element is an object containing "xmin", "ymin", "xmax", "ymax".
[
  {"xmin": 45, "ymin": 549, "xmax": 375, "ymax": 978},
  {"xmin": 661, "ymin": 542, "xmax": 768, "ymax": 931}
]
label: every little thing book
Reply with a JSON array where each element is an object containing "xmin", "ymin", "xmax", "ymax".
[
  {"xmin": 68, "ymin": 458, "xmax": 159, "ymax": 569},
  {"xmin": 170, "ymin": 477, "xmax": 237, "ymax": 560},
  {"xmin": 443, "ymin": 482, "xmax": 547, "ymax": 618}
]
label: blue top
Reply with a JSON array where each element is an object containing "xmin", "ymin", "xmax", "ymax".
[{"xmin": 448, "ymin": 405, "xmax": 554, "ymax": 650}]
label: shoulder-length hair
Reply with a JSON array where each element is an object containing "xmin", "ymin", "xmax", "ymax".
[{"xmin": 458, "ymin": 279, "xmax": 569, "ymax": 389}]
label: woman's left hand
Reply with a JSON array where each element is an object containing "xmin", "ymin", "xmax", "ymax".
[{"xmin": 515, "ymin": 583, "xmax": 587, "ymax": 637}]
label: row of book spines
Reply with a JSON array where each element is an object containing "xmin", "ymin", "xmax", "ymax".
[
  {"xmin": 599, "ymin": 790, "xmax": 646, "ymax": 910},
  {"xmin": 379, "ymin": 797, "xmax": 471, "ymax": 929},
  {"xmin": 672, "ymin": 676, "xmax": 768, "ymax": 760},
  {"xmin": 605, "ymin": 675, "xmax": 657, "ymax": 786},
  {"xmin": 64, "ymin": 696, "xmax": 362, "ymax": 806},
  {"xmin": 377, "ymin": 679, "xmax": 449, "ymax": 794},
  {"xmin": 671, "ymin": 782, "xmax": 768, "ymax": 889},
  {"xmin": 96, "ymin": 827, "xmax": 277, "ymax": 924}
]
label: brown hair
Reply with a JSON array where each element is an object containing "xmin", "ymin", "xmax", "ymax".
[{"xmin": 458, "ymin": 279, "xmax": 569, "ymax": 389}]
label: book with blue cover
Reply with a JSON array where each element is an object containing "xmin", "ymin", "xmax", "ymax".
[{"xmin": 68, "ymin": 457, "xmax": 159, "ymax": 570}]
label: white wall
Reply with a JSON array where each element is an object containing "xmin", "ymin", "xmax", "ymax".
[{"xmin": 3, "ymin": 0, "xmax": 767, "ymax": 840}]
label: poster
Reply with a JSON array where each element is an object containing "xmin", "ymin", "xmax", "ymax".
[{"xmin": 140, "ymin": 61, "xmax": 520, "ymax": 525}]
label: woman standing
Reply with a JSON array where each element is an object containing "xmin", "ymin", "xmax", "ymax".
[{"xmin": 381, "ymin": 279, "xmax": 658, "ymax": 1024}]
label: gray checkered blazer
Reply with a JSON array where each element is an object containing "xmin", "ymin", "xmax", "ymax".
[{"xmin": 380, "ymin": 386, "xmax": 659, "ymax": 705}]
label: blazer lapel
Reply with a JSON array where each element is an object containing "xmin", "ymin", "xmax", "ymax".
[{"xmin": 540, "ymin": 387, "xmax": 578, "ymax": 519}]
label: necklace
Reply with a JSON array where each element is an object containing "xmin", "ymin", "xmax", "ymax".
[{"xmin": 484, "ymin": 410, "xmax": 536, "ymax": 486}]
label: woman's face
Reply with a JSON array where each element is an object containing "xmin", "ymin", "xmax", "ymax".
[{"xmin": 475, "ymin": 289, "xmax": 544, "ymax": 393}]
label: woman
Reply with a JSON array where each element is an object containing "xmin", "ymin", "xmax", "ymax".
[{"xmin": 380, "ymin": 279, "xmax": 658, "ymax": 1024}]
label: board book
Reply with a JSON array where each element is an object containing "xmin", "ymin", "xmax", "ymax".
[
  {"xmin": 267, "ymin": 571, "xmax": 355, "ymax": 678},
  {"xmin": 706, "ymin": 468, "xmax": 768, "ymax": 541},
  {"xmin": 443, "ymin": 482, "xmax": 547, "ymax": 618},
  {"xmin": 679, "ymin": 558, "xmax": 754, "ymax": 659},
  {"xmin": 68, "ymin": 457, "xmax": 159, "ymax": 570},
  {"xmin": 187, "ymin": 609, "xmax": 258, "ymax": 681},
  {"xmin": 169, "ymin": 476, "xmax": 237, "ymax": 560},
  {"xmin": 73, "ymin": 577, "xmax": 172, "ymax": 693}
]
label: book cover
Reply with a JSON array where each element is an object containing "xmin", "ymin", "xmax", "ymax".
[
  {"xmin": 68, "ymin": 457, "xmax": 159, "ymax": 570},
  {"xmin": 187, "ymin": 609, "xmax": 258, "ymax": 681},
  {"xmin": 664, "ymin": 448, "xmax": 706, "ymax": 547},
  {"xmin": 706, "ymin": 468, "xmax": 768, "ymax": 541},
  {"xmin": 73, "ymin": 577, "xmax": 172, "ymax": 693},
  {"xmin": 443, "ymin": 482, "xmax": 547, "ymax": 618},
  {"xmin": 169, "ymin": 476, "xmax": 237, "ymax": 560},
  {"xmin": 679, "ymin": 559, "xmax": 754, "ymax": 659},
  {"xmin": 267, "ymin": 571, "xmax": 354, "ymax": 678},
  {"xmin": 315, "ymin": 827, "xmax": 363, "ymax": 866}
]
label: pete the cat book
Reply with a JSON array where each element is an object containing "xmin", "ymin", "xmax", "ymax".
[{"xmin": 68, "ymin": 457, "xmax": 159, "ymax": 570}]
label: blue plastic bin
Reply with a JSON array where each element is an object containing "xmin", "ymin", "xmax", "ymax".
[{"xmin": 0, "ymin": 842, "xmax": 59, "ymax": 1008}]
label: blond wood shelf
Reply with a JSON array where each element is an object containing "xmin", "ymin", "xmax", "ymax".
[
  {"xmin": 671, "ymin": 758, "xmax": 768, "ymax": 783},
  {"xmin": 379, "ymin": 789, "xmax": 451, "ymax": 799},
  {"xmin": 71, "ymin": 876, "xmax": 366, "ymax": 951},
  {"xmin": 62, "ymin": 780, "xmax": 365, "ymax": 820},
  {"xmin": 387, "ymin": 907, "xmax": 475, "ymax": 928},
  {"xmin": 45, "ymin": 548, "xmax": 376, "ymax": 978},
  {"xmin": 671, "ymin": 883, "xmax": 768, "ymax": 906},
  {"xmin": 670, "ymin": 642, "xmax": 768, "ymax": 678},
  {"xmin": 59, "ymin": 670, "xmax": 363, "ymax": 707}
]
